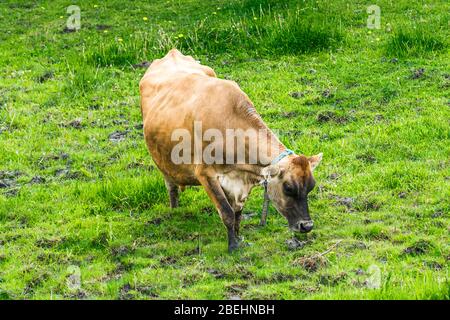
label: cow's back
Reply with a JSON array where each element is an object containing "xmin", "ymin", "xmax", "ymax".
[{"xmin": 139, "ymin": 50, "xmax": 261, "ymax": 185}]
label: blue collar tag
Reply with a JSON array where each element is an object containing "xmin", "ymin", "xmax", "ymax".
[{"xmin": 270, "ymin": 149, "xmax": 295, "ymax": 165}]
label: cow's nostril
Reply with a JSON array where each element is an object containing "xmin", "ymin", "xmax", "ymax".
[{"xmin": 300, "ymin": 221, "xmax": 313, "ymax": 233}]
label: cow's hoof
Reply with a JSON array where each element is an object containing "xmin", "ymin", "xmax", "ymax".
[
  {"xmin": 228, "ymin": 242, "xmax": 240, "ymax": 253},
  {"xmin": 228, "ymin": 238, "xmax": 249, "ymax": 253}
]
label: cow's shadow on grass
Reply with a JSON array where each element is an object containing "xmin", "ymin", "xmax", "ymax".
[{"xmin": 95, "ymin": 177, "xmax": 227, "ymax": 244}]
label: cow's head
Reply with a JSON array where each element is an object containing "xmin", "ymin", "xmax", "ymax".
[{"xmin": 262, "ymin": 153, "xmax": 322, "ymax": 233}]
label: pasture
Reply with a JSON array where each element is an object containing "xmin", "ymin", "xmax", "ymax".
[{"xmin": 0, "ymin": 0, "xmax": 449, "ymax": 299}]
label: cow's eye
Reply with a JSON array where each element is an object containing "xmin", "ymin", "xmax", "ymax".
[{"xmin": 283, "ymin": 183, "xmax": 296, "ymax": 196}]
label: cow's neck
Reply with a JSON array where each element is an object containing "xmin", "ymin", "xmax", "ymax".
[
  {"xmin": 232, "ymin": 127, "xmax": 287, "ymax": 185},
  {"xmin": 258, "ymin": 128, "xmax": 287, "ymax": 166}
]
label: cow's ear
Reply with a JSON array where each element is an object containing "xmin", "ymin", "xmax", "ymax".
[{"xmin": 308, "ymin": 153, "xmax": 323, "ymax": 171}]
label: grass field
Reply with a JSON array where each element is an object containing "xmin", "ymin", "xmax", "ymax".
[{"xmin": 0, "ymin": 0, "xmax": 449, "ymax": 300}]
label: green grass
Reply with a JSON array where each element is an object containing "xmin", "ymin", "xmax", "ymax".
[
  {"xmin": 0, "ymin": 0, "xmax": 449, "ymax": 300},
  {"xmin": 386, "ymin": 27, "xmax": 446, "ymax": 57}
]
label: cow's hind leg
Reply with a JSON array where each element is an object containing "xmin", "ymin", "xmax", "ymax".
[
  {"xmin": 196, "ymin": 172, "xmax": 239, "ymax": 253},
  {"xmin": 164, "ymin": 179, "xmax": 179, "ymax": 209}
]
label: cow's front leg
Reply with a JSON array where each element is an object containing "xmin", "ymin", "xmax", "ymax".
[
  {"xmin": 196, "ymin": 173, "xmax": 238, "ymax": 253},
  {"xmin": 226, "ymin": 197, "xmax": 243, "ymax": 238},
  {"xmin": 234, "ymin": 210, "xmax": 242, "ymax": 237}
]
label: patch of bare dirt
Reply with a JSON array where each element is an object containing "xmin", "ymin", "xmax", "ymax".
[
  {"xmin": 411, "ymin": 68, "xmax": 425, "ymax": 79},
  {"xmin": 159, "ymin": 256, "xmax": 178, "ymax": 266},
  {"xmin": 109, "ymin": 130, "xmax": 128, "ymax": 142},
  {"xmin": 36, "ymin": 71, "xmax": 54, "ymax": 83},
  {"xmin": 316, "ymin": 110, "xmax": 350, "ymax": 124},
  {"xmin": 29, "ymin": 176, "xmax": 45, "ymax": 184},
  {"xmin": 403, "ymin": 240, "xmax": 433, "ymax": 256},
  {"xmin": 59, "ymin": 118, "xmax": 84, "ymax": 129},
  {"xmin": 289, "ymin": 92, "xmax": 304, "ymax": 99},
  {"xmin": 294, "ymin": 255, "xmax": 327, "ymax": 272},
  {"xmin": 96, "ymin": 24, "xmax": 111, "ymax": 31},
  {"xmin": 0, "ymin": 170, "xmax": 24, "ymax": 190},
  {"xmin": 133, "ymin": 61, "xmax": 151, "ymax": 69},
  {"xmin": 207, "ymin": 269, "xmax": 225, "ymax": 279},
  {"xmin": 318, "ymin": 272, "xmax": 347, "ymax": 286},
  {"xmin": 285, "ymin": 238, "xmax": 307, "ymax": 250},
  {"xmin": 293, "ymin": 240, "xmax": 342, "ymax": 272}
]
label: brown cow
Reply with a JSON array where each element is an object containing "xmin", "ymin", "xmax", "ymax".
[{"xmin": 140, "ymin": 49, "xmax": 322, "ymax": 252}]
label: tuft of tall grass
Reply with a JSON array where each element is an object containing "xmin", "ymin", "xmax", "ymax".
[
  {"xmin": 85, "ymin": 32, "xmax": 157, "ymax": 67},
  {"xmin": 178, "ymin": 8, "xmax": 342, "ymax": 56},
  {"xmin": 385, "ymin": 26, "xmax": 446, "ymax": 57},
  {"xmin": 225, "ymin": 0, "xmax": 288, "ymax": 14},
  {"xmin": 97, "ymin": 176, "xmax": 167, "ymax": 211},
  {"xmin": 64, "ymin": 64, "xmax": 100, "ymax": 96},
  {"xmin": 85, "ymin": 6, "xmax": 342, "ymax": 67}
]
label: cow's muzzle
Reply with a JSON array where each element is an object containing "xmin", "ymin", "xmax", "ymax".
[{"xmin": 290, "ymin": 220, "xmax": 314, "ymax": 233}]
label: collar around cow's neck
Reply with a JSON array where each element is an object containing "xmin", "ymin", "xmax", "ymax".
[{"xmin": 271, "ymin": 148, "xmax": 295, "ymax": 165}]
